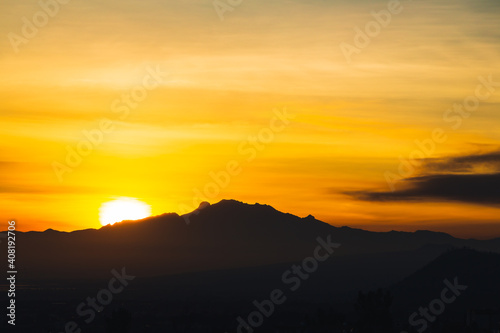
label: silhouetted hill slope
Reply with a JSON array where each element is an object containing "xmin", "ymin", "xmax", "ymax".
[
  {"xmin": 5, "ymin": 246, "xmax": 454, "ymax": 333},
  {"xmin": 3, "ymin": 200, "xmax": 500, "ymax": 280},
  {"xmin": 121, "ymin": 244, "xmax": 454, "ymax": 303},
  {"xmin": 391, "ymin": 249, "xmax": 500, "ymax": 320}
]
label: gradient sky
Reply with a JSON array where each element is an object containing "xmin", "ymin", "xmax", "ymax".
[{"xmin": 1, "ymin": 0, "xmax": 499, "ymax": 238}]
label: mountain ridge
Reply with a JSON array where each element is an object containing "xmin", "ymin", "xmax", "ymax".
[
  {"xmin": 19, "ymin": 200, "xmax": 496, "ymax": 243},
  {"xmin": 2, "ymin": 200, "xmax": 500, "ymax": 280}
]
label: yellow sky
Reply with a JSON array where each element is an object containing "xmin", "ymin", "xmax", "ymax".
[{"xmin": 1, "ymin": 0, "xmax": 500, "ymax": 238}]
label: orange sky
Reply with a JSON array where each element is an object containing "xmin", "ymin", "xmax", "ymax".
[{"xmin": 1, "ymin": 0, "xmax": 499, "ymax": 239}]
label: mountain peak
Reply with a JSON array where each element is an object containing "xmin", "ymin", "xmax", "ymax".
[
  {"xmin": 198, "ymin": 201, "xmax": 211, "ymax": 210},
  {"xmin": 185, "ymin": 199, "xmax": 280, "ymax": 218}
]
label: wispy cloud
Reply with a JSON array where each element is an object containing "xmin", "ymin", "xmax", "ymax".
[{"xmin": 349, "ymin": 149, "xmax": 500, "ymax": 206}]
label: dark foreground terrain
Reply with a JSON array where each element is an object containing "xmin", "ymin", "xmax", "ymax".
[{"xmin": 1, "ymin": 201, "xmax": 499, "ymax": 332}]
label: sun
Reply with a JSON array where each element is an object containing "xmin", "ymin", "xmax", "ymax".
[{"xmin": 99, "ymin": 197, "xmax": 152, "ymax": 226}]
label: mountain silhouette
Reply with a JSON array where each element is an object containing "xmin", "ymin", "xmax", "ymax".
[
  {"xmin": 392, "ymin": 248, "xmax": 500, "ymax": 311},
  {"xmin": 4, "ymin": 200, "xmax": 500, "ymax": 280},
  {"xmin": 2, "ymin": 200, "xmax": 500, "ymax": 332},
  {"xmin": 390, "ymin": 249, "xmax": 500, "ymax": 332}
]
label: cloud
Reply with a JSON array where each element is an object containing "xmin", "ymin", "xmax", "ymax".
[
  {"xmin": 349, "ymin": 149, "xmax": 500, "ymax": 206},
  {"xmin": 424, "ymin": 150, "xmax": 500, "ymax": 174},
  {"xmin": 466, "ymin": 0, "xmax": 500, "ymax": 12},
  {"xmin": 350, "ymin": 173, "xmax": 500, "ymax": 206}
]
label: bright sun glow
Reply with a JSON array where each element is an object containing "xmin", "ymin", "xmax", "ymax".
[{"xmin": 99, "ymin": 197, "xmax": 152, "ymax": 226}]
